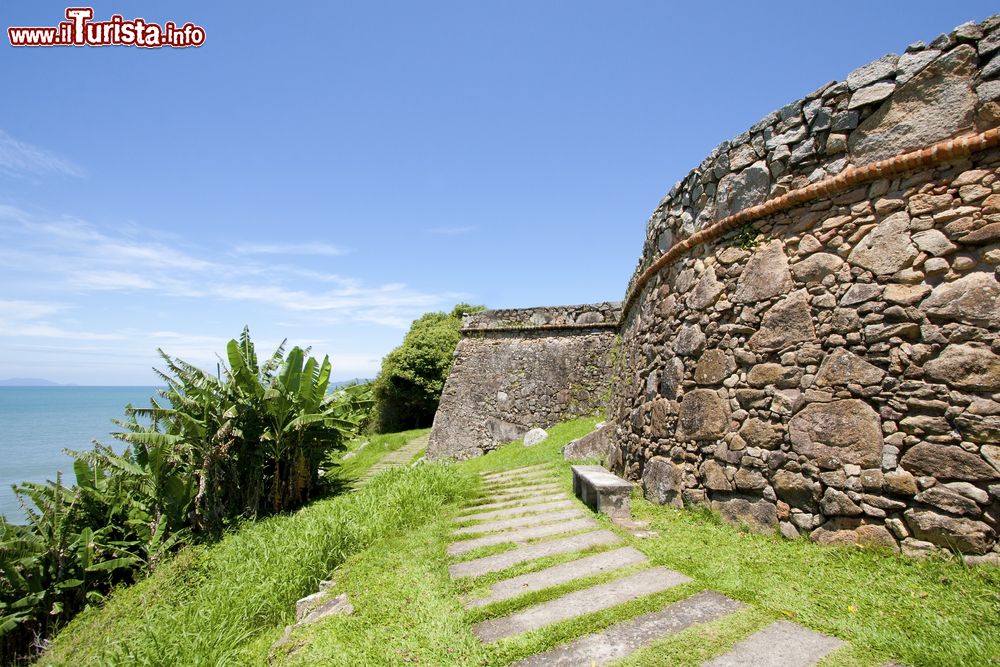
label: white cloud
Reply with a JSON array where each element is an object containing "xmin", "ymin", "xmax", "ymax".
[
  {"xmin": 0, "ymin": 130, "xmax": 84, "ymax": 179},
  {"xmin": 73, "ymin": 271, "xmax": 159, "ymax": 290},
  {"xmin": 0, "ymin": 322, "xmax": 125, "ymax": 341},
  {"xmin": 0, "ymin": 210, "xmax": 460, "ymax": 333},
  {"xmin": 0, "ymin": 299, "xmax": 121, "ymax": 340},
  {"xmin": 0, "ymin": 298, "xmax": 67, "ymax": 321},
  {"xmin": 426, "ymin": 226, "xmax": 476, "ymax": 235},
  {"xmin": 234, "ymin": 242, "xmax": 348, "ymax": 257}
]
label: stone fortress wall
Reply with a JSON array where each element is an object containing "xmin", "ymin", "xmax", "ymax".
[
  {"xmin": 429, "ymin": 15, "xmax": 1000, "ymax": 556},
  {"xmin": 610, "ymin": 16, "xmax": 1000, "ymax": 557},
  {"xmin": 427, "ymin": 303, "xmax": 622, "ymax": 460}
]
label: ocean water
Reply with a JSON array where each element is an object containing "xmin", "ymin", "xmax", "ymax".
[{"xmin": 0, "ymin": 387, "xmax": 158, "ymax": 522}]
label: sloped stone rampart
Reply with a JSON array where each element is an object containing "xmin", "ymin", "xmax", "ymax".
[
  {"xmin": 427, "ymin": 304, "xmax": 621, "ymax": 460},
  {"xmin": 430, "ymin": 15, "xmax": 1000, "ymax": 555},
  {"xmin": 611, "ymin": 15, "xmax": 1000, "ymax": 556}
]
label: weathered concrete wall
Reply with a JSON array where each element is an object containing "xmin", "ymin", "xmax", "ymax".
[
  {"xmin": 427, "ymin": 303, "xmax": 621, "ymax": 460},
  {"xmin": 610, "ymin": 15, "xmax": 1000, "ymax": 557}
]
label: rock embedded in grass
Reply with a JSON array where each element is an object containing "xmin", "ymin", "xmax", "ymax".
[{"xmin": 523, "ymin": 428, "xmax": 549, "ymax": 446}]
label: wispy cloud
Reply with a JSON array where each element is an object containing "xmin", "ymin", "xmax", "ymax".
[
  {"xmin": 233, "ymin": 242, "xmax": 348, "ymax": 257},
  {"xmin": 426, "ymin": 226, "xmax": 476, "ymax": 236},
  {"xmin": 0, "ymin": 298, "xmax": 123, "ymax": 341},
  {"xmin": 0, "ymin": 298, "xmax": 67, "ymax": 321},
  {"xmin": 0, "ymin": 130, "xmax": 84, "ymax": 179},
  {"xmin": 0, "ymin": 208, "xmax": 455, "ymax": 330}
]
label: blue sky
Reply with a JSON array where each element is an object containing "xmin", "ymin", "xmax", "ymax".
[{"xmin": 1, "ymin": 1, "xmax": 996, "ymax": 385}]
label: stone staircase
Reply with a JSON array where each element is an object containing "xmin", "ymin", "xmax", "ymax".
[
  {"xmin": 350, "ymin": 433, "xmax": 428, "ymax": 489},
  {"xmin": 449, "ymin": 464, "xmax": 886, "ymax": 666}
]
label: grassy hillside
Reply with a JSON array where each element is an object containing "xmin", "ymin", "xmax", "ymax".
[
  {"xmin": 38, "ymin": 463, "xmax": 475, "ymax": 666},
  {"xmin": 38, "ymin": 418, "xmax": 1000, "ymax": 666}
]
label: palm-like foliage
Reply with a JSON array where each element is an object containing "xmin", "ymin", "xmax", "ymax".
[{"xmin": 0, "ymin": 328, "xmax": 371, "ymax": 664}]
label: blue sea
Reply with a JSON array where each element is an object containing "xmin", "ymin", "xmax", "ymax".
[{"xmin": 0, "ymin": 387, "xmax": 159, "ymax": 523}]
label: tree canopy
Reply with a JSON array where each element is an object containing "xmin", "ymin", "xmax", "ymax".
[{"xmin": 373, "ymin": 304, "xmax": 484, "ymax": 432}]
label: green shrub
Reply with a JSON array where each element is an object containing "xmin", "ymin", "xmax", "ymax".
[{"xmin": 373, "ymin": 304, "xmax": 483, "ymax": 432}]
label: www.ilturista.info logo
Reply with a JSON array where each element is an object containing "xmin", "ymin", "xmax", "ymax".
[{"xmin": 8, "ymin": 7, "xmax": 205, "ymax": 48}]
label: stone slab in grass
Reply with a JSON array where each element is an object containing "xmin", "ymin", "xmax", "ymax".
[
  {"xmin": 472, "ymin": 566, "xmax": 691, "ymax": 642},
  {"xmin": 485, "ymin": 468, "xmax": 559, "ymax": 483},
  {"xmin": 457, "ymin": 499, "xmax": 574, "ymax": 523},
  {"xmin": 511, "ymin": 590, "xmax": 746, "ymax": 665},
  {"xmin": 449, "ymin": 530, "xmax": 621, "ymax": 579},
  {"xmin": 485, "ymin": 474, "xmax": 560, "ymax": 492},
  {"xmin": 460, "ymin": 492, "xmax": 568, "ymax": 513},
  {"xmin": 475, "ymin": 480, "xmax": 565, "ymax": 498},
  {"xmin": 453, "ymin": 509, "xmax": 586, "ymax": 536},
  {"xmin": 448, "ymin": 517, "xmax": 598, "ymax": 556},
  {"xmin": 702, "ymin": 620, "xmax": 844, "ymax": 667},
  {"xmin": 475, "ymin": 483, "xmax": 566, "ymax": 502},
  {"xmin": 482, "ymin": 464, "xmax": 554, "ymax": 481},
  {"xmin": 464, "ymin": 546, "xmax": 649, "ymax": 609}
]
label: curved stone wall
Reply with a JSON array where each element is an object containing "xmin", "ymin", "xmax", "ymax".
[
  {"xmin": 610, "ymin": 15, "xmax": 1000, "ymax": 557},
  {"xmin": 428, "ymin": 303, "xmax": 621, "ymax": 460}
]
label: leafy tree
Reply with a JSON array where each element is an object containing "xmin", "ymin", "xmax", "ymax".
[{"xmin": 373, "ymin": 304, "xmax": 483, "ymax": 432}]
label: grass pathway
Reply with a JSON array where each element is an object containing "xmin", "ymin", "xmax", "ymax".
[
  {"xmin": 349, "ymin": 433, "xmax": 428, "ymax": 489},
  {"xmin": 450, "ymin": 464, "xmax": 899, "ymax": 666}
]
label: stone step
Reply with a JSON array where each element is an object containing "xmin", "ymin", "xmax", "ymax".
[
  {"xmin": 449, "ymin": 530, "xmax": 622, "ymax": 579},
  {"xmin": 457, "ymin": 499, "xmax": 574, "ymax": 524},
  {"xmin": 463, "ymin": 546, "xmax": 649, "ymax": 609},
  {"xmin": 453, "ymin": 509, "xmax": 586, "ymax": 536},
  {"xmin": 470, "ymin": 482, "xmax": 565, "ymax": 502},
  {"xmin": 511, "ymin": 590, "xmax": 746, "ymax": 665},
  {"xmin": 485, "ymin": 472, "xmax": 558, "ymax": 490},
  {"xmin": 472, "ymin": 566, "xmax": 691, "ymax": 643},
  {"xmin": 460, "ymin": 492, "xmax": 569, "ymax": 514},
  {"xmin": 482, "ymin": 464, "xmax": 554, "ymax": 481},
  {"xmin": 348, "ymin": 436, "xmax": 428, "ymax": 488},
  {"xmin": 702, "ymin": 620, "xmax": 844, "ymax": 667},
  {"xmin": 448, "ymin": 517, "xmax": 598, "ymax": 556},
  {"xmin": 473, "ymin": 483, "xmax": 565, "ymax": 503}
]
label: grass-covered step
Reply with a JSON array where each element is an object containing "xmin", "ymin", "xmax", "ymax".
[
  {"xmin": 702, "ymin": 620, "xmax": 844, "ymax": 667},
  {"xmin": 484, "ymin": 471, "xmax": 560, "ymax": 490},
  {"xmin": 511, "ymin": 590, "xmax": 746, "ymax": 665},
  {"xmin": 481, "ymin": 464, "xmax": 554, "ymax": 482},
  {"xmin": 349, "ymin": 433, "xmax": 430, "ymax": 488},
  {"xmin": 463, "ymin": 546, "xmax": 650, "ymax": 609},
  {"xmin": 453, "ymin": 508, "xmax": 586, "ymax": 536},
  {"xmin": 470, "ymin": 485, "xmax": 567, "ymax": 505},
  {"xmin": 472, "ymin": 567, "xmax": 692, "ymax": 643},
  {"xmin": 482, "ymin": 476, "xmax": 564, "ymax": 489},
  {"xmin": 448, "ymin": 517, "xmax": 598, "ymax": 556},
  {"xmin": 466, "ymin": 482, "xmax": 564, "ymax": 502},
  {"xmin": 457, "ymin": 499, "xmax": 574, "ymax": 523},
  {"xmin": 449, "ymin": 530, "xmax": 621, "ymax": 579},
  {"xmin": 458, "ymin": 491, "xmax": 568, "ymax": 514}
]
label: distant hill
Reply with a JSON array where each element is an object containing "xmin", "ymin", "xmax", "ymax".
[
  {"xmin": 331, "ymin": 378, "xmax": 373, "ymax": 389},
  {"xmin": 0, "ymin": 378, "xmax": 62, "ymax": 387}
]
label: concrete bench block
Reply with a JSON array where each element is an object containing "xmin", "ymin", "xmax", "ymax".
[{"xmin": 571, "ymin": 465, "xmax": 633, "ymax": 518}]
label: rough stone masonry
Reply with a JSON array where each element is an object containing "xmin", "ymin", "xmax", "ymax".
[
  {"xmin": 428, "ymin": 303, "xmax": 621, "ymax": 460},
  {"xmin": 431, "ymin": 14, "xmax": 1000, "ymax": 558}
]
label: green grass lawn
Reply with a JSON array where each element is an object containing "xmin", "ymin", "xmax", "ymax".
[{"xmin": 38, "ymin": 417, "xmax": 1000, "ymax": 666}]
